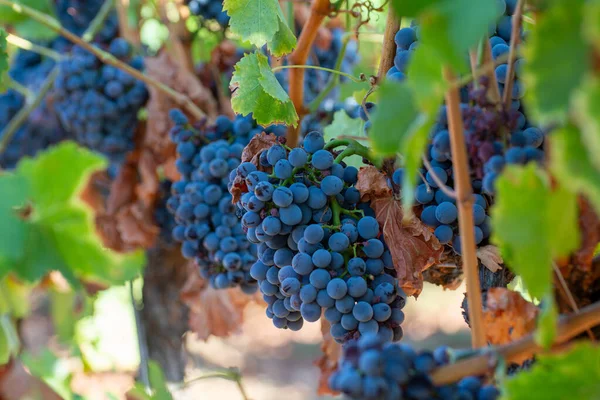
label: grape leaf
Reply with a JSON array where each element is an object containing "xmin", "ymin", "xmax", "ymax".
[
  {"xmin": 323, "ymin": 110, "xmax": 365, "ymax": 168},
  {"xmin": 392, "ymin": 0, "xmax": 498, "ymax": 71},
  {"xmin": 502, "ymin": 342, "xmax": 600, "ymax": 400},
  {"xmin": 21, "ymin": 350, "xmax": 74, "ymax": 400},
  {"xmin": 573, "ymin": 77, "xmax": 600, "ymax": 173},
  {"xmin": 0, "ymin": 0, "xmax": 54, "ymax": 25},
  {"xmin": 522, "ymin": 0, "xmax": 589, "ymax": 125},
  {"xmin": 491, "ymin": 164, "xmax": 580, "ymax": 301},
  {"xmin": 0, "ymin": 142, "xmax": 145, "ymax": 285},
  {"xmin": 230, "ymin": 52, "xmax": 298, "ymax": 127},
  {"xmin": 369, "ymin": 81, "xmax": 437, "ymax": 211},
  {"xmin": 223, "ymin": 0, "xmax": 296, "ymax": 57},
  {"xmin": 535, "ymin": 295, "xmax": 557, "ymax": 349},
  {"xmin": 0, "ymin": 29, "xmax": 7, "ymax": 92},
  {"xmin": 551, "ymin": 125, "xmax": 600, "ymax": 215},
  {"xmin": 406, "ymin": 44, "xmax": 447, "ymax": 111},
  {"xmin": 0, "ymin": 315, "xmax": 19, "ymax": 365}
]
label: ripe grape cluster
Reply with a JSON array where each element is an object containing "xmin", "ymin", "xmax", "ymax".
[
  {"xmin": 55, "ymin": 0, "xmax": 119, "ymax": 44},
  {"xmin": 167, "ymin": 110, "xmax": 286, "ymax": 292},
  {"xmin": 329, "ymin": 333, "xmax": 500, "ymax": 400},
  {"xmin": 232, "ymin": 132, "xmax": 406, "ymax": 341},
  {"xmin": 0, "ymin": 48, "xmax": 70, "ymax": 169},
  {"xmin": 275, "ymin": 29, "xmax": 360, "ymax": 104},
  {"xmin": 186, "ymin": 0, "xmax": 229, "ymax": 28},
  {"xmin": 53, "ymin": 38, "xmax": 149, "ymax": 165}
]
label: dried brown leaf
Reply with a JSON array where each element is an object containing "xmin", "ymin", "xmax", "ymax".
[
  {"xmin": 182, "ymin": 264, "xmax": 259, "ymax": 340},
  {"xmin": 355, "ymin": 165, "xmax": 392, "ymax": 201},
  {"xmin": 477, "ymin": 245, "xmax": 504, "ymax": 273},
  {"xmin": 483, "ymin": 288, "xmax": 538, "ymax": 357},
  {"xmin": 315, "ymin": 320, "xmax": 341, "ymax": 396},
  {"xmin": 144, "ymin": 52, "xmax": 217, "ymax": 163},
  {"xmin": 115, "ymin": 203, "xmax": 159, "ymax": 249},
  {"xmin": 371, "ymin": 197, "xmax": 444, "ymax": 297},
  {"xmin": 571, "ymin": 196, "xmax": 600, "ymax": 272},
  {"xmin": 136, "ymin": 151, "xmax": 160, "ymax": 208},
  {"xmin": 241, "ymin": 132, "xmax": 277, "ymax": 163},
  {"xmin": 423, "ymin": 263, "xmax": 464, "ymax": 290}
]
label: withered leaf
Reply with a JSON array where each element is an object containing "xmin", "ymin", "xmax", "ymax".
[
  {"xmin": 477, "ymin": 245, "xmax": 504, "ymax": 273},
  {"xmin": 314, "ymin": 320, "xmax": 341, "ymax": 396},
  {"xmin": 571, "ymin": 196, "xmax": 600, "ymax": 272},
  {"xmin": 144, "ymin": 52, "xmax": 218, "ymax": 163},
  {"xmin": 355, "ymin": 165, "xmax": 392, "ymax": 201},
  {"xmin": 483, "ymin": 288, "xmax": 538, "ymax": 359}
]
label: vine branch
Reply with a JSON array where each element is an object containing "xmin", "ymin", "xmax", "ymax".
[
  {"xmin": 443, "ymin": 67, "xmax": 486, "ymax": 349},
  {"xmin": 6, "ymin": 33, "xmax": 63, "ymax": 60},
  {"xmin": 376, "ymin": 9, "xmax": 399, "ymax": 82},
  {"xmin": 0, "ymin": 0, "xmax": 206, "ymax": 120},
  {"xmin": 502, "ymin": 0, "xmax": 525, "ymax": 108},
  {"xmin": 431, "ymin": 300, "xmax": 600, "ymax": 385},
  {"xmin": 287, "ymin": 0, "xmax": 333, "ymax": 148}
]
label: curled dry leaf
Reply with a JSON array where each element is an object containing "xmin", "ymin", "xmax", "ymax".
[
  {"xmin": 571, "ymin": 196, "xmax": 600, "ymax": 272},
  {"xmin": 144, "ymin": 51, "xmax": 218, "ymax": 164},
  {"xmin": 181, "ymin": 263, "xmax": 260, "ymax": 340},
  {"xmin": 483, "ymin": 288, "xmax": 538, "ymax": 358},
  {"xmin": 315, "ymin": 320, "xmax": 341, "ymax": 396},
  {"xmin": 477, "ymin": 245, "xmax": 504, "ymax": 273},
  {"xmin": 229, "ymin": 133, "xmax": 277, "ymax": 203},
  {"xmin": 357, "ymin": 167, "xmax": 444, "ymax": 296},
  {"xmin": 423, "ymin": 262, "xmax": 464, "ymax": 290}
]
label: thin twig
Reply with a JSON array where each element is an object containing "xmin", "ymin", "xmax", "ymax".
[
  {"xmin": 82, "ymin": 0, "xmax": 116, "ymax": 42},
  {"xmin": 7, "ymin": 78, "xmax": 33, "ymax": 98},
  {"xmin": 272, "ymin": 64, "xmax": 363, "ymax": 83},
  {"xmin": 6, "ymin": 33, "xmax": 63, "ymax": 60},
  {"xmin": 431, "ymin": 300, "xmax": 600, "ymax": 385},
  {"xmin": 421, "ymin": 155, "xmax": 457, "ymax": 199},
  {"xmin": 288, "ymin": 0, "xmax": 333, "ymax": 147},
  {"xmin": 0, "ymin": 68, "xmax": 59, "ymax": 155},
  {"xmin": 308, "ymin": 35, "xmax": 352, "ymax": 112},
  {"xmin": 443, "ymin": 67, "xmax": 486, "ymax": 349},
  {"xmin": 185, "ymin": 370, "xmax": 250, "ymax": 400},
  {"xmin": 376, "ymin": 10, "xmax": 399, "ymax": 82},
  {"xmin": 552, "ymin": 262, "xmax": 596, "ymax": 341},
  {"xmin": 503, "ymin": 0, "xmax": 525, "ymax": 108},
  {"xmin": 0, "ymin": 0, "xmax": 205, "ymax": 120},
  {"xmin": 130, "ymin": 280, "xmax": 151, "ymax": 391}
]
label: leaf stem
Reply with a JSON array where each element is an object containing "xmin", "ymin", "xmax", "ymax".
[
  {"xmin": 0, "ymin": 0, "xmax": 206, "ymax": 120},
  {"xmin": 502, "ymin": 0, "xmax": 525, "ymax": 108},
  {"xmin": 82, "ymin": 0, "xmax": 117, "ymax": 42},
  {"xmin": 271, "ymin": 64, "xmax": 363, "ymax": 83},
  {"xmin": 6, "ymin": 33, "xmax": 63, "ymax": 60},
  {"xmin": 7, "ymin": 78, "xmax": 33, "ymax": 98},
  {"xmin": 331, "ymin": 196, "xmax": 342, "ymax": 227},
  {"xmin": 308, "ymin": 35, "xmax": 352, "ymax": 113},
  {"xmin": 324, "ymin": 139, "xmax": 351, "ymax": 150},
  {"xmin": 376, "ymin": 9, "xmax": 400, "ymax": 82},
  {"xmin": 0, "ymin": 67, "xmax": 59, "ymax": 157},
  {"xmin": 443, "ymin": 67, "xmax": 486, "ymax": 349},
  {"xmin": 287, "ymin": 0, "xmax": 333, "ymax": 148},
  {"xmin": 431, "ymin": 299, "xmax": 600, "ymax": 385}
]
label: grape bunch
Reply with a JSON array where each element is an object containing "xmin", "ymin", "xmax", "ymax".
[
  {"xmin": 186, "ymin": 0, "xmax": 229, "ymax": 28},
  {"xmin": 55, "ymin": 0, "xmax": 119, "ymax": 44},
  {"xmin": 275, "ymin": 28, "xmax": 360, "ymax": 104},
  {"xmin": 232, "ymin": 132, "xmax": 406, "ymax": 340},
  {"xmin": 167, "ymin": 110, "xmax": 287, "ymax": 292},
  {"xmin": 0, "ymin": 48, "xmax": 71, "ymax": 169},
  {"xmin": 329, "ymin": 333, "xmax": 500, "ymax": 400},
  {"xmin": 53, "ymin": 38, "xmax": 149, "ymax": 165}
]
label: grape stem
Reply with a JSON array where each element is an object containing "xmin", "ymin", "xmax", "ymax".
[
  {"xmin": 6, "ymin": 33, "xmax": 63, "ymax": 60},
  {"xmin": 185, "ymin": 369, "xmax": 250, "ymax": 400},
  {"xmin": 331, "ymin": 196, "xmax": 343, "ymax": 227},
  {"xmin": 376, "ymin": 9, "xmax": 400, "ymax": 82},
  {"xmin": 421, "ymin": 156, "xmax": 457, "ymax": 199},
  {"xmin": 0, "ymin": 0, "xmax": 206, "ymax": 120},
  {"xmin": 503, "ymin": 0, "xmax": 525, "ymax": 108},
  {"xmin": 324, "ymin": 139, "xmax": 351, "ymax": 150},
  {"xmin": 431, "ymin": 299, "xmax": 600, "ymax": 385},
  {"xmin": 7, "ymin": 78, "xmax": 33, "ymax": 98},
  {"xmin": 330, "ymin": 138, "xmax": 383, "ymax": 168},
  {"xmin": 287, "ymin": 0, "xmax": 334, "ymax": 148},
  {"xmin": 271, "ymin": 65, "xmax": 364, "ymax": 83},
  {"xmin": 443, "ymin": 67, "xmax": 487, "ymax": 349}
]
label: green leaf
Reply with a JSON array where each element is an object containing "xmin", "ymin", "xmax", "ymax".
[
  {"xmin": 522, "ymin": 0, "xmax": 589, "ymax": 125},
  {"xmin": 406, "ymin": 44, "xmax": 447, "ymax": 111},
  {"xmin": 0, "ymin": 142, "xmax": 145, "ymax": 285},
  {"xmin": 0, "ymin": 315, "xmax": 19, "ymax": 365},
  {"xmin": 0, "ymin": 29, "xmax": 7, "ymax": 92},
  {"xmin": 0, "ymin": 0, "xmax": 54, "ymax": 25},
  {"xmin": 370, "ymin": 81, "xmax": 437, "ymax": 211},
  {"xmin": 491, "ymin": 164, "xmax": 580, "ymax": 301},
  {"xmin": 14, "ymin": 18, "xmax": 56, "ymax": 41},
  {"xmin": 551, "ymin": 125, "xmax": 600, "ymax": 215},
  {"xmin": 535, "ymin": 295, "xmax": 557, "ymax": 348},
  {"xmin": 323, "ymin": 110, "xmax": 365, "ymax": 168},
  {"xmin": 392, "ymin": 0, "xmax": 498, "ymax": 71},
  {"xmin": 21, "ymin": 349, "xmax": 73, "ymax": 400},
  {"xmin": 127, "ymin": 362, "xmax": 173, "ymax": 400},
  {"xmin": 573, "ymin": 77, "xmax": 600, "ymax": 173},
  {"xmin": 231, "ymin": 52, "xmax": 298, "ymax": 126},
  {"xmin": 501, "ymin": 342, "xmax": 600, "ymax": 400},
  {"xmin": 223, "ymin": 0, "xmax": 296, "ymax": 56}
]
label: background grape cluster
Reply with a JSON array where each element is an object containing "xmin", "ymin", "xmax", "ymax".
[
  {"xmin": 231, "ymin": 132, "xmax": 406, "ymax": 341},
  {"xmin": 53, "ymin": 38, "xmax": 149, "ymax": 166},
  {"xmin": 329, "ymin": 333, "xmax": 500, "ymax": 400},
  {"xmin": 186, "ymin": 0, "xmax": 230, "ymax": 28},
  {"xmin": 168, "ymin": 110, "xmax": 287, "ymax": 292}
]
